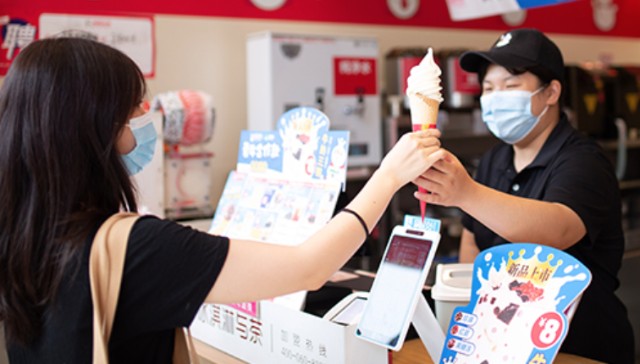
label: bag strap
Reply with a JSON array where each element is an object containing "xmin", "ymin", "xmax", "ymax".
[
  {"xmin": 89, "ymin": 212, "xmax": 139, "ymax": 364},
  {"xmin": 174, "ymin": 327, "xmax": 200, "ymax": 364},
  {"xmin": 89, "ymin": 213, "xmax": 200, "ymax": 364}
]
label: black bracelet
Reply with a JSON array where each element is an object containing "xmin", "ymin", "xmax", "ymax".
[{"xmin": 341, "ymin": 208, "xmax": 369, "ymax": 237}]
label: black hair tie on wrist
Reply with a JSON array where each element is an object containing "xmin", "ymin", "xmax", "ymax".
[{"xmin": 341, "ymin": 208, "xmax": 369, "ymax": 237}]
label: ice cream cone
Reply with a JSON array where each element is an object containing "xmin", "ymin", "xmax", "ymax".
[
  {"xmin": 409, "ymin": 93, "xmax": 440, "ymax": 131},
  {"xmin": 406, "ymin": 47, "xmax": 443, "ymax": 223}
]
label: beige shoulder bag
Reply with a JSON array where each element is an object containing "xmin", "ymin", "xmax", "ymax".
[{"xmin": 89, "ymin": 212, "xmax": 199, "ymax": 364}]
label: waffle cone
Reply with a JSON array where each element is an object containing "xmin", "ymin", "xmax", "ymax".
[{"xmin": 409, "ymin": 93, "xmax": 440, "ymax": 130}]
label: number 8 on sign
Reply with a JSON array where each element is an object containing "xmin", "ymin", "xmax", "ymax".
[{"xmin": 531, "ymin": 312, "xmax": 564, "ymax": 349}]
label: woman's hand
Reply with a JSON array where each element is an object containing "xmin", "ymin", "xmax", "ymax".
[
  {"xmin": 377, "ymin": 129, "xmax": 444, "ymax": 191},
  {"xmin": 413, "ymin": 149, "xmax": 478, "ymax": 208},
  {"xmin": 209, "ymin": 129, "xmax": 445, "ymax": 304}
]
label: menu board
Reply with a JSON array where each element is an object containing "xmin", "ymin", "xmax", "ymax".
[{"xmin": 209, "ymin": 171, "xmax": 341, "ymax": 245}]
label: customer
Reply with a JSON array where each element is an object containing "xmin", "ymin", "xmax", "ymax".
[
  {"xmin": 0, "ymin": 38, "xmax": 444, "ymax": 363},
  {"xmin": 415, "ymin": 28, "xmax": 634, "ymax": 363}
]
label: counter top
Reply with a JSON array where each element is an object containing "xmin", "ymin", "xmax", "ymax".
[
  {"xmin": 392, "ymin": 338, "xmax": 604, "ymax": 364},
  {"xmin": 193, "ymin": 337, "xmax": 605, "ymax": 364}
]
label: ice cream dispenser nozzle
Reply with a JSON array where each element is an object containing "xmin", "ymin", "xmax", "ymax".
[
  {"xmin": 343, "ymin": 87, "xmax": 365, "ymax": 116},
  {"xmin": 315, "ymin": 87, "xmax": 325, "ymax": 112}
]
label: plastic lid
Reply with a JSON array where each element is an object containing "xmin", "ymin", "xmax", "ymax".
[{"xmin": 431, "ymin": 263, "xmax": 473, "ymax": 301}]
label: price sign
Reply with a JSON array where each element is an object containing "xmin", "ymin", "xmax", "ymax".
[{"xmin": 531, "ymin": 312, "xmax": 564, "ymax": 349}]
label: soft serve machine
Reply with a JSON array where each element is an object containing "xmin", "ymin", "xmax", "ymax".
[{"xmin": 246, "ymin": 32, "xmax": 383, "ymax": 167}]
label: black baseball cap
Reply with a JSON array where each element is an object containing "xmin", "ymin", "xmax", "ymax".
[{"xmin": 459, "ymin": 28, "xmax": 564, "ymax": 84}]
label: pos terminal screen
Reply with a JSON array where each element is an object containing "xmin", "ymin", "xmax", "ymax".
[{"xmin": 356, "ymin": 230, "xmax": 436, "ymax": 350}]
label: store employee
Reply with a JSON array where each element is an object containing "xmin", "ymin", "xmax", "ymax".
[{"xmin": 415, "ymin": 28, "xmax": 634, "ymax": 363}]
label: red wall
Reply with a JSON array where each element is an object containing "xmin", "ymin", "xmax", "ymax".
[{"xmin": 3, "ymin": 0, "xmax": 640, "ymax": 38}]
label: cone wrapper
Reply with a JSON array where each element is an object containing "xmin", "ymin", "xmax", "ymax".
[
  {"xmin": 409, "ymin": 93, "xmax": 440, "ymax": 130},
  {"xmin": 408, "ymin": 93, "xmax": 441, "ymax": 222}
]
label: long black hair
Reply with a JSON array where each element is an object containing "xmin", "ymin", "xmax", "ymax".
[{"xmin": 0, "ymin": 37, "xmax": 146, "ymax": 345}]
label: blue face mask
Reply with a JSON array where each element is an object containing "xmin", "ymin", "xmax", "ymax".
[
  {"xmin": 480, "ymin": 87, "xmax": 548, "ymax": 144},
  {"xmin": 122, "ymin": 112, "xmax": 158, "ymax": 175}
]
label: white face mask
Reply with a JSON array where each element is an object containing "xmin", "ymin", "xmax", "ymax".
[
  {"xmin": 480, "ymin": 87, "xmax": 548, "ymax": 144},
  {"xmin": 121, "ymin": 112, "xmax": 158, "ymax": 175}
]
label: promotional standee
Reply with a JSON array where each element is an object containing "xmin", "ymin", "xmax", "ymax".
[
  {"xmin": 210, "ymin": 107, "xmax": 349, "ymax": 247},
  {"xmin": 439, "ymin": 243, "xmax": 592, "ymax": 364},
  {"xmin": 236, "ymin": 106, "xmax": 350, "ymax": 189},
  {"xmin": 212, "ymin": 106, "xmax": 348, "ymax": 311},
  {"xmin": 192, "ymin": 107, "xmax": 389, "ymax": 364}
]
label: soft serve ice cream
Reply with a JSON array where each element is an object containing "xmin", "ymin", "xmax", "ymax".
[
  {"xmin": 406, "ymin": 47, "xmax": 443, "ymax": 131},
  {"xmin": 406, "ymin": 47, "xmax": 443, "ymax": 220}
]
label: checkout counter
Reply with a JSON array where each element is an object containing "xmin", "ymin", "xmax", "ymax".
[
  {"xmin": 193, "ymin": 337, "xmax": 603, "ymax": 364},
  {"xmin": 182, "ymin": 237, "xmax": 605, "ymax": 364}
]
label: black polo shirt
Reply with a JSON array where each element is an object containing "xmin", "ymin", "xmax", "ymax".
[{"xmin": 462, "ymin": 114, "xmax": 635, "ymax": 364}]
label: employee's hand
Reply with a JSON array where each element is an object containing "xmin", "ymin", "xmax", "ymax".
[
  {"xmin": 378, "ymin": 129, "xmax": 444, "ymax": 191},
  {"xmin": 413, "ymin": 149, "xmax": 477, "ymax": 208}
]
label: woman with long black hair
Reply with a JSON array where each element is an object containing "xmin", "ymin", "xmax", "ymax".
[{"xmin": 0, "ymin": 37, "xmax": 443, "ymax": 362}]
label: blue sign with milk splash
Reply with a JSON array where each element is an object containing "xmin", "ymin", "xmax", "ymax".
[{"xmin": 439, "ymin": 243, "xmax": 591, "ymax": 364}]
